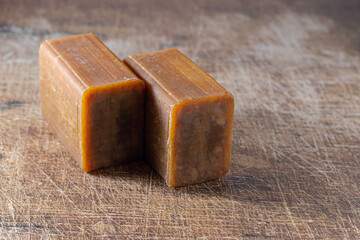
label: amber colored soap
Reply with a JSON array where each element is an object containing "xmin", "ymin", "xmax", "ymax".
[
  {"xmin": 124, "ymin": 48, "xmax": 234, "ymax": 187},
  {"xmin": 39, "ymin": 33, "xmax": 145, "ymax": 172}
]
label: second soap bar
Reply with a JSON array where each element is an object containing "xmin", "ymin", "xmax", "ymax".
[
  {"xmin": 40, "ymin": 33, "xmax": 145, "ymax": 172},
  {"xmin": 124, "ymin": 48, "xmax": 234, "ymax": 187}
]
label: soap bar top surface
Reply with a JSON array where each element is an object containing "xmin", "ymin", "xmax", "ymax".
[
  {"xmin": 125, "ymin": 48, "xmax": 227, "ymax": 101},
  {"xmin": 43, "ymin": 33, "xmax": 139, "ymax": 92}
]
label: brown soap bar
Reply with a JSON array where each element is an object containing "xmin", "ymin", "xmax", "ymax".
[
  {"xmin": 39, "ymin": 33, "xmax": 145, "ymax": 172},
  {"xmin": 124, "ymin": 48, "xmax": 234, "ymax": 187}
]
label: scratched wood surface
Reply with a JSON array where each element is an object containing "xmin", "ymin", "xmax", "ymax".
[{"xmin": 0, "ymin": 0, "xmax": 359, "ymax": 239}]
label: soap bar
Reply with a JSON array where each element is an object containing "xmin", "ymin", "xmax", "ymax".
[
  {"xmin": 124, "ymin": 48, "xmax": 234, "ymax": 187},
  {"xmin": 39, "ymin": 33, "xmax": 145, "ymax": 172}
]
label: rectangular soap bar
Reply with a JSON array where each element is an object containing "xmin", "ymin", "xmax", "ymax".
[
  {"xmin": 39, "ymin": 33, "xmax": 145, "ymax": 172},
  {"xmin": 124, "ymin": 48, "xmax": 234, "ymax": 187}
]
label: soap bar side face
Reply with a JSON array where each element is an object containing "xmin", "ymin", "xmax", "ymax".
[
  {"xmin": 169, "ymin": 94, "xmax": 234, "ymax": 187},
  {"xmin": 82, "ymin": 80, "xmax": 145, "ymax": 171},
  {"xmin": 124, "ymin": 57, "xmax": 176, "ymax": 181},
  {"xmin": 39, "ymin": 42, "xmax": 83, "ymax": 163},
  {"xmin": 142, "ymin": 84, "xmax": 172, "ymax": 180}
]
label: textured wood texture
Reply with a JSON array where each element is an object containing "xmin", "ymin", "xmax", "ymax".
[{"xmin": 0, "ymin": 0, "xmax": 359, "ymax": 239}]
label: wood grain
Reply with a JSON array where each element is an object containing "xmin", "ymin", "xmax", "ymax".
[{"xmin": 0, "ymin": 0, "xmax": 359, "ymax": 239}]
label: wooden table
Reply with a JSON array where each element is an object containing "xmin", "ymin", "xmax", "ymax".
[{"xmin": 0, "ymin": 0, "xmax": 359, "ymax": 238}]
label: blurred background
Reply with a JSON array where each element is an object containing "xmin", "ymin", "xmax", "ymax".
[{"xmin": 0, "ymin": 0, "xmax": 359, "ymax": 239}]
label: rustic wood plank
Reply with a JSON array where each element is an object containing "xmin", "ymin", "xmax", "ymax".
[{"xmin": 0, "ymin": 0, "xmax": 359, "ymax": 238}]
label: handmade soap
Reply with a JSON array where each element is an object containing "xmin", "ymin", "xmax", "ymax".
[
  {"xmin": 124, "ymin": 48, "xmax": 234, "ymax": 187},
  {"xmin": 39, "ymin": 33, "xmax": 145, "ymax": 172}
]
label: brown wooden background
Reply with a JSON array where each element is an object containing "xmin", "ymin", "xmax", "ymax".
[{"xmin": 0, "ymin": 0, "xmax": 359, "ymax": 239}]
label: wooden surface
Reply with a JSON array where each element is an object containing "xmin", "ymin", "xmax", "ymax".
[{"xmin": 0, "ymin": 0, "xmax": 359, "ymax": 239}]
